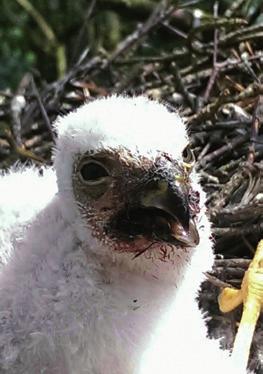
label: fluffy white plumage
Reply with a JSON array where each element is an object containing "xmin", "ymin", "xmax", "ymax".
[
  {"xmin": 0, "ymin": 96, "xmax": 249, "ymax": 373},
  {"xmin": 0, "ymin": 166, "xmax": 56, "ymax": 266}
]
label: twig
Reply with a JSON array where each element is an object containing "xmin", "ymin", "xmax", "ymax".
[
  {"xmin": 203, "ymin": 2, "xmax": 219, "ymax": 102},
  {"xmin": 213, "ymin": 222, "xmax": 263, "ymax": 238},
  {"xmin": 3, "ymin": 128, "xmax": 45, "ymax": 164},
  {"xmin": 201, "ymin": 134, "xmax": 249, "ymax": 167},
  {"xmin": 205, "ymin": 272, "xmax": 232, "ymax": 289},
  {"xmin": 171, "ymin": 62, "xmax": 195, "ymax": 110},
  {"xmin": 10, "ymin": 73, "xmax": 33, "ymax": 147},
  {"xmin": 100, "ymin": 0, "xmax": 178, "ymax": 70},
  {"xmin": 247, "ymin": 96, "xmax": 262, "ymax": 164},
  {"xmin": 31, "ymin": 77, "xmax": 56, "ymax": 142},
  {"xmin": 189, "ymin": 83, "xmax": 263, "ymax": 126},
  {"xmin": 187, "ymin": 17, "xmax": 247, "ymax": 53},
  {"xmin": 224, "ymin": 0, "xmax": 248, "ymax": 18},
  {"xmin": 71, "ymin": 0, "xmax": 97, "ymax": 65}
]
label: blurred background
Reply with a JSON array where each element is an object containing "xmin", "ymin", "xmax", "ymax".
[{"xmin": 1, "ymin": 0, "xmax": 262, "ymax": 89}]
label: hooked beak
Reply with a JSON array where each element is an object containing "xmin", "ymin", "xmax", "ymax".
[{"xmin": 140, "ymin": 179, "xmax": 199, "ymax": 247}]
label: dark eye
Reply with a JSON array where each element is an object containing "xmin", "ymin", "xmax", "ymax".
[{"xmin": 79, "ymin": 161, "xmax": 109, "ymax": 184}]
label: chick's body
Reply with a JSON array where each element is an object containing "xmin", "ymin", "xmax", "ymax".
[{"xmin": 0, "ymin": 96, "xmax": 247, "ymax": 373}]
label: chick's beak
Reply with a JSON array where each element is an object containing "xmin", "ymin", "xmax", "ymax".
[{"xmin": 140, "ymin": 179, "xmax": 199, "ymax": 247}]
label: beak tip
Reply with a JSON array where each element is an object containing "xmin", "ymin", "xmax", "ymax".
[{"xmin": 171, "ymin": 219, "xmax": 200, "ymax": 247}]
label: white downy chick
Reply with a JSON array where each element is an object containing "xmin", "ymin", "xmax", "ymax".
[
  {"xmin": 0, "ymin": 166, "xmax": 56, "ymax": 266},
  {"xmin": 0, "ymin": 96, "xmax": 249, "ymax": 373}
]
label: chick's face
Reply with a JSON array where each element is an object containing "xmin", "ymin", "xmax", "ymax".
[{"xmin": 72, "ymin": 147, "xmax": 200, "ymax": 260}]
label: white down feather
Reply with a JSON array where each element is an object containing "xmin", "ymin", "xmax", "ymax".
[{"xmin": 0, "ymin": 96, "xmax": 251, "ymax": 373}]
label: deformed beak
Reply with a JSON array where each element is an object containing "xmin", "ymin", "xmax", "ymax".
[{"xmin": 140, "ymin": 179, "xmax": 199, "ymax": 247}]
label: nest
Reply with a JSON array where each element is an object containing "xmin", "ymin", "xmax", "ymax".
[{"xmin": 1, "ymin": 1, "xmax": 263, "ymax": 371}]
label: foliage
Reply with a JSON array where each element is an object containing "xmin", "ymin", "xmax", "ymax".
[{"xmin": 1, "ymin": 0, "xmax": 262, "ymax": 89}]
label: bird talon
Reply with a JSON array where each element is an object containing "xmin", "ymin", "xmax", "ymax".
[
  {"xmin": 218, "ymin": 287, "xmax": 243, "ymax": 313},
  {"xmin": 218, "ymin": 239, "xmax": 263, "ymax": 370}
]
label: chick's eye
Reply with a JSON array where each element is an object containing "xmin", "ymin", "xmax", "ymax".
[{"xmin": 80, "ymin": 161, "xmax": 109, "ymax": 183}]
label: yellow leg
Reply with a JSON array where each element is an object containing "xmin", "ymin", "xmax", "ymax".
[
  {"xmin": 231, "ymin": 296, "xmax": 260, "ymax": 369},
  {"xmin": 218, "ymin": 239, "xmax": 263, "ymax": 370}
]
